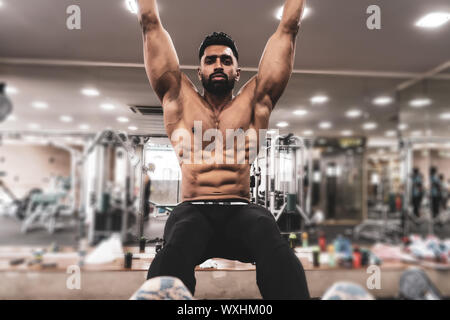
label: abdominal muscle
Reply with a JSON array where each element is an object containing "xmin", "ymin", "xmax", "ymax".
[{"xmin": 180, "ymin": 162, "xmax": 251, "ymax": 201}]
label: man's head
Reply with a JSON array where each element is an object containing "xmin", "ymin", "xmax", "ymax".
[{"xmin": 198, "ymin": 32, "xmax": 240, "ymax": 96}]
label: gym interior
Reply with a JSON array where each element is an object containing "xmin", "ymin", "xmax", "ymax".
[{"xmin": 0, "ymin": 0, "xmax": 449, "ymax": 301}]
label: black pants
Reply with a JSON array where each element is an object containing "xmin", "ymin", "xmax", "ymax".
[
  {"xmin": 147, "ymin": 201, "xmax": 310, "ymax": 300},
  {"xmin": 412, "ymin": 196, "xmax": 422, "ymax": 217},
  {"xmin": 431, "ymin": 197, "xmax": 441, "ymax": 218}
]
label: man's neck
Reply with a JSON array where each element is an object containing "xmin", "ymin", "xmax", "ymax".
[{"xmin": 203, "ymin": 90, "xmax": 233, "ymax": 113}]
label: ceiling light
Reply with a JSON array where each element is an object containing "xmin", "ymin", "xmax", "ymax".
[
  {"xmin": 398, "ymin": 123, "xmax": 408, "ymax": 131},
  {"xmin": 373, "ymin": 96, "xmax": 393, "ymax": 106},
  {"xmin": 416, "ymin": 12, "xmax": 450, "ymax": 28},
  {"xmin": 293, "ymin": 109, "xmax": 308, "ymax": 116},
  {"xmin": 363, "ymin": 122, "xmax": 378, "ymax": 130},
  {"xmin": 125, "ymin": 0, "xmax": 138, "ymax": 14},
  {"xmin": 276, "ymin": 121, "xmax": 289, "ymax": 128},
  {"xmin": 100, "ymin": 103, "xmax": 116, "ymax": 111},
  {"xmin": 6, "ymin": 114, "xmax": 17, "ymax": 121},
  {"xmin": 79, "ymin": 124, "xmax": 90, "ymax": 130},
  {"xmin": 409, "ymin": 98, "xmax": 432, "ymax": 108},
  {"xmin": 411, "ymin": 130, "xmax": 423, "ymax": 137},
  {"xmin": 303, "ymin": 130, "xmax": 314, "ymax": 136},
  {"xmin": 346, "ymin": 109, "xmax": 362, "ymax": 118},
  {"xmin": 60, "ymin": 115, "xmax": 73, "ymax": 123},
  {"xmin": 5, "ymin": 86, "xmax": 18, "ymax": 95},
  {"xmin": 385, "ymin": 130, "xmax": 396, "ymax": 137},
  {"xmin": 311, "ymin": 95, "xmax": 329, "ymax": 105},
  {"xmin": 28, "ymin": 123, "xmax": 41, "ymax": 130},
  {"xmin": 439, "ymin": 112, "xmax": 450, "ymax": 120},
  {"xmin": 128, "ymin": 126, "xmax": 138, "ymax": 131},
  {"xmin": 276, "ymin": 6, "xmax": 310, "ymax": 20},
  {"xmin": 32, "ymin": 101, "xmax": 48, "ymax": 109},
  {"xmin": 267, "ymin": 129, "xmax": 278, "ymax": 135},
  {"xmin": 319, "ymin": 122, "xmax": 332, "ymax": 129},
  {"xmin": 117, "ymin": 117, "xmax": 129, "ymax": 123},
  {"xmin": 341, "ymin": 130, "xmax": 353, "ymax": 136},
  {"xmin": 81, "ymin": 88, "xmax": 100, "ymax": 97}
]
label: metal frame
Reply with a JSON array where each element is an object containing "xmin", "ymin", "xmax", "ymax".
[{"xmin": 264, "ymin": 134, "xmax": 314, "ymax": 229}]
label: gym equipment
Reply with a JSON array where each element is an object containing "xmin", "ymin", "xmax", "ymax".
[
  {"xmin": 263, "ymin": 133, "xmax": 314, "ymax": 233},
  {"xmin": 21, "ymin": 189, "xmax": 72, "ymax": 234},
  {"xmin": 20, "ymin": 139, "xmax": 81, "ymax": 234},
  {"xmin": 78, "ymin": 130, "xmax": 142, "ymax": 245}
]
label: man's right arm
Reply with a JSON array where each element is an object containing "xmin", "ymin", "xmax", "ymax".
[{"xmin": 137, "ymin": 0, "xmax": 181, "ymax": 103}]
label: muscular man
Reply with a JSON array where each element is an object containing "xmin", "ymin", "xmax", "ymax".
[{"xmin": 137, "ymin": 0, "xmax": 310, "ymax": 299}]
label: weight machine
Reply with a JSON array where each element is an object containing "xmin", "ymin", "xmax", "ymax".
[{"xmin": 262, "ymin": 133, "xmax": 314, "ymax": 233}]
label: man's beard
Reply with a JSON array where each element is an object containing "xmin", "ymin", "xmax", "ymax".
[{"xmin": 201, "ymin": 73, "xmax": 235, "ymax": 96}]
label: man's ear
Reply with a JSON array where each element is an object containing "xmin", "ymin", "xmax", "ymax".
[
  {"xmin": 197, "ymin": 67, "xmax": 202, "ymax": 81},
  {"xmin": 236, "ymin": 68, "xmax": 241, "ymax": 82}
]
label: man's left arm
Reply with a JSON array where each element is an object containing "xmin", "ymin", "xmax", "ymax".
[{"xmin": 254, "ymin": 0, "xmax": 306, "ymax": 110}]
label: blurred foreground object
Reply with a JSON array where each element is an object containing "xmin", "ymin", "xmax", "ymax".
[
  {"xmin": 130, "ymin": 276, "xmax": 193, "ymax": 300},
  {"xmin": 321, "ymin": 282, "xmax": 375, "ymax": 300},
  {"xmin": 0, "ymin": 83, "xmax": 13, "ymax": 122}
]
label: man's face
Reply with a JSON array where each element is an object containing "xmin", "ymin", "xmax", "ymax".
[{"xmin": 198, "ymin": 45, "xmax": 240, "ymax": 96}]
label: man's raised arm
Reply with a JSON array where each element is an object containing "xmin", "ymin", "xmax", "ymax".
[
  {"xmin": 254, "ymin": 0, "xmax": 306, "ymax": 109},
  {"xmin": 137, "ymin": 0, "xmax": 181, "ymax": 103}
]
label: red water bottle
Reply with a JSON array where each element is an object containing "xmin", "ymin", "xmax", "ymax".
[
  {"xmin": 319, "ymin": 232, "xmax": 327, "ymax": 252},
  {"xmin": 353, "ymin": 246, "xmax": 361, "ymax": 268}
]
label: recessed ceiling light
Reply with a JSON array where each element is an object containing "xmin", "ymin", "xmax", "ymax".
[
  {"xmin": 117, "ymin": 117, "xmax": 129, "ymax": 123},
  {"xmin": 416, "ymin": 12, "xmax": 450, "ymax": 28},
  {"xmin": 293, "ymin": 109, "xmax": 308, "ymax": 116},
  {"xmin": 81, "ymin": 88, "xmax": 100, "ymax": 97},
  {"xmin": 409, "ymin": 98, "xmax": 432, "ymax": 108},
  {"xmin": 341, "ymin": 130, "xmax": 353, "ymax": 136},
  {"xmin": 311, "ymin": 95, "xmax": 329, "ymax": 105},
  {"xmin": 128, "ymin": 126, "xmax": 138, "ymax": 131},
  {"xmin": 373, "ymin": 96, "xmax": 393, "ymax": 106},
  {"xmin": 32, "ymin": 101, "xmax": 49, "ymax": 109},
  {"xmin": 276, "ymin": 6, "xmax": 310, "ymax": 20},
  {"xmin": 60, "ymin": 115, "xmax": 73, "ymax": 123},
  {"xmin": 346, "ymin": 109, "xmax": 362, "ymax": 118},
  {"xmin": 398, "ymin": 123, "xmax": 409, "ymax": 131},
  {"xmin": 100, "ymin": 103, "xmax": 116, "ymax": 111},
  {"xmin": 5, "ymin": 86, "xmax": 18, "ymax": 95},
  {"xmin": 277, "ymin": 121, "xmax": 289, "ymax": 128},
  {"xmin": 411, "ymin": 130, "xmax": 423, "ymax": 137},
  {"xmin": 319, "ymin": 122, "xmax": 332, "ymax": 129},
  {"xmin": 125, "ymin": 0, "xmax": 138, "ymax": 14},
  {"xmin": 385, "ymin": 130, "xmax": 396, "ymax": 137},
  {"xmin": 363, "ymin": 122, "xmax": 378, "ymax": 130},
  {"xmin": 28, "ymin": 123, "xmax": 41, "ymax": 130},
  {"xmin": 303, "ymin": 130, "xmax": 314, "ymax": 136},
  {"xmin": 439, "ymin": 112, "xmax": 450, "ymax": 120},
  {"xmin": 79, "ymin": 124, "xmax": 90, "ymax": 130},
  {"xmin": 6, "ymin": 114, "xmax": 17, "ymax": 121}
]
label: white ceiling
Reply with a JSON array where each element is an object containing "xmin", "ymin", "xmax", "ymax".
[{"xmin": 0, "ymin": 0, "xmax": 449, "ymax": 140}]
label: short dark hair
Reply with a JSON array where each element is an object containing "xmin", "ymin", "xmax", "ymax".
[{"xmin": 199, "ymin": 32, "xmax": 239, "ymax": 62}]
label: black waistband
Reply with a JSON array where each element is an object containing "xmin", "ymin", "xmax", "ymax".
[{"xmin": 186, "ymin": 199, "xmax": 250, "ymax": 205}]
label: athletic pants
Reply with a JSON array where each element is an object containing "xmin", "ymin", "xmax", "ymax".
[{"xmin": 147, "ymin": 201, "xmax": 310, "ymax": 300}]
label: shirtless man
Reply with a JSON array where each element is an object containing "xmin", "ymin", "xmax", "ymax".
[{"xmin": 137, "ymin": 0, "xmax": 310, "ymax": 299}]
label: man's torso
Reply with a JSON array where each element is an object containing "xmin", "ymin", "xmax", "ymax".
[{"xmin": 162, "ymin": 73, "xmax": 271, "ymax": 202}]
